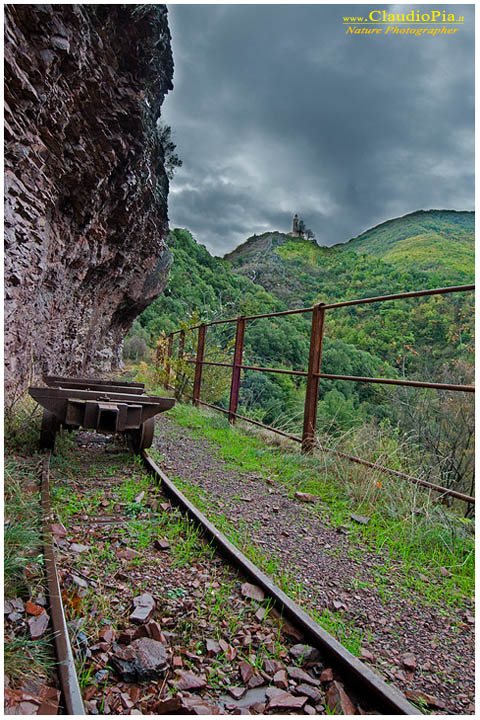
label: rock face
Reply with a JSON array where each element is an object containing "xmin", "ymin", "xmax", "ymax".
[{"xmin": 4, "ymin": 5, "xmax": 174, "ymax": 399}]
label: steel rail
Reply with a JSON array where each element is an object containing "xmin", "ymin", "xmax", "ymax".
[
  {"xmin": 142, "ymin": 451, "xmax": 417, "ymax": 715},
  {"xmin": 321, "ymin": 283, "xmax": 474, "ymax": 310},
  {"xmin": 178, "ymin": 284, "xmax": 474, "ymax": 330},
  {"xmin": 189, "ymin": 306, "xmax": 312, "ymax": 330},
  {"xmin": 41, "ymin": 454, "xmax": 85, "ymax": 714},
  {"xmin": 193, "ymin": 402, "xmax": 474, "ymax": 503},
  {"xmin": 197, "ymin": 399, "xmax": 303, "ymax": 442},
  {"xmin": 315, "ymin": 373, "xmax": 475, "ymax": 392},
  {"xmin": 240, "ymin": 363, "xmax": 308, "ymax": 377},
  {"xmin": 183, "ymin": 362, "xmax": 474, "ymax": 392},
  {"xmin": 315, "ymin": 444, "xmax": 476, "ymax": 504},
  {"xmin": 184, "ymin": 359, "xmax": 234, "ymax": 369}
]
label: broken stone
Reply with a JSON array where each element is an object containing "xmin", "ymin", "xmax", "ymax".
[
  {"xmin": 117, "ymin": 548, "xmax": 140, "ymax": 561},
  {"xmin": 289, "ymin": 643, "xmax": 321, "ymax": 664},
  {"xmin": 287, "ymin": 666, "xmax": 320, "ymax": 686},
  {"xmin": 267, "ymin": 691, "xmax": 308, "ymax": 710},
  {"xmin": 50, "ymin": 522, "xmax": 67, "ymax": 537},
  {"xmin": 294, "ymin": 684, "xmax": 323, "ymax": 704},
  {"xmin": 360, "ymin": 648, "xmax": 376, "ymax": 663},
  {"xmin": 25, "ymin": 601, "xmax": 44, "ymax": 616},
  {"xmin": 99, "ymin": 626, "xmax": 114, "ymax": 643},
  {"xmin": 325, "ymin": 681, "xmax": 357, "ymax": 715},
  {"xmin": 181, "ymin": 693, "xmax": 220, "ymax": 714},
  {"xmin": 401, "ymin": 652, "xmax": 417, "ymax": 671},
  {"xmin": 19, "ymin": 678, "xmax": 60, "ymax": 714},
  {"xmin": 239, "ymin": 661, "xmax": 254, "ymax": 685},
  {"xmin": 247, "ymin": 673, "xmax": 264, "ymax": 689},
  {"xmin": 240, "ymin": 583, "xmax": 265, "ymax": 601},
  {"xmin": 134, "ymin": 491, "xmax": 145, "ymax": 503},
  {"xmin": 206, "ymin": 638, "xmax": 221, "ymax": 656},
  {"xmin": 255, "ymin": 607, "xmax": 266, "ymax": 622},
  {"xmin": 175, "ymin": 670, "xmax": 207, "ymax": 691},
  {"xmin": 111, "ymin": 638, "xmax": 168, "ymax": 682},
  {"xmin": 264, "ymin": 658, "xmax": 284, "ymax": 675},
  {"xmin": 71, "ymin": 574, "xmax": 88, "ymax": 590},
  {"xmin": 320, "ymin": 668, "xmax": 333, "ymax": 683},
  {"xmin": 69, "ymin": 542, "xmax": 91, "ymax": 553},
  {"xmin": 228, "ymin": 687, "xmax": 247, "ymax": 700},
  {"xmin": 151, "ymin": 696, "xmax": 183, "ymax": 713},
  {"xmin": 154, "ymin": 538, "xmax": 170, "ymax": 551},
  {"xmin": 129, "ymin": 593, "xmax": 155, "ymax": 624},
  {"xmin": 405, "ymin": 691, "xmax": 445, "ymax": 710},
  {"xmin": 273, "ymin": 669, "xmax": 288, "ymax": 689},
  {"xmin": 295, "ymin": 491, "xmax": 316, "ymax": 503},
  {"xmin": 28, "ymin": 610, "xmax": 49, "ymax": 639},
  {"xmin": 351, "ymin": 513, "xmax": 369, "ymax": 525},
  {"xmin": 118, "ymin": 629, "xmax": 136, "ymax": 644},
  {"xmin": 144, "ymin": 621, "xmax": 165, "ymax": 642}
]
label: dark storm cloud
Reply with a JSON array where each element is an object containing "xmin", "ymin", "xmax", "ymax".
[{"xmin": 163, "ymin": 4, "xmax": 474, "ymax": 255}]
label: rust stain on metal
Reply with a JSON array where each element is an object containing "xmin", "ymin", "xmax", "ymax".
[
  {"xmin": 228, "ymin": 316, "xmax": 246, "ymax": 423},
  {"xmin": 302, "ymin": 303, "xmax": 326, "ymax": 453},
  {"xmin": 193, "ymin": 324, "xmax": 206, "ymax": 407}
]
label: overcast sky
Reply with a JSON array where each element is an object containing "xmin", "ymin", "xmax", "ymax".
[{"xmin": 162, "ymin": 4, "xmax": 474, "ymax": 255}]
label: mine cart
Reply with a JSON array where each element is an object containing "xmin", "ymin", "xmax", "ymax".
[{"xmin": 29, "ymin": 375, "xmax": 174, "ymax": 454}]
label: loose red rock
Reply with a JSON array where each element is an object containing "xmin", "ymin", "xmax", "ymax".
[
  {"xmin": 267, "ymin": 691, "xmax": 308, "ymax": 710},
  {"xmin": 175, "ymin": 671, "xmax": 207, "ymax": 691},
  {"xmin": 28, "ymin": 610, "xmax": 49, "ymax": 639},
  {"xmin": 129, "ymin": 592, "xmax": 155, "ymax": 624},
  {"xmin": 240, "ymin": 582, "xmax": 265, "ymax": 601}
]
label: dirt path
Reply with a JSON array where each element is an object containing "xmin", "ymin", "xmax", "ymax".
[{"xmin": 155, "ymin": 414, "xmax": 475, "ymax": 715}]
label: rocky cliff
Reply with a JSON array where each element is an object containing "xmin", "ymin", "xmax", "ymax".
[{"xmin": 5, "ymin": 4, "xmax": 174, "ymax": 399}]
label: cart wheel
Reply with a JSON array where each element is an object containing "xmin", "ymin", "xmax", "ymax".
[
  {"xmin": 128, "ymin": 418, "xmax": 155, "ymax": 454},
  {"xmin": 40, "ymin": 410, "xmax": 57, "ymax": 452}
]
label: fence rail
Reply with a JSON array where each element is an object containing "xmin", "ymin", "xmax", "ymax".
[{"xmin": 158, "ymin": 284, "xmax": 475, "ymax": 504}]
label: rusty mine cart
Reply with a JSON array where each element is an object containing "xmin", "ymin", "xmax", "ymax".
[{"xmin": 29, "ymin": 375, "xmax": 175, "ymax": 454}]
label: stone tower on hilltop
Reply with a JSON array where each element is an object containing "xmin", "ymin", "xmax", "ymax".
[{"xmin": 290, "ymin": 214, "xmax": 301, "ymax": 238}]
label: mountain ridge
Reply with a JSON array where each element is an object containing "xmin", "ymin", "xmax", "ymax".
[{"xmin": 224, "ymin": 209, "xmax": 474, "ymax": 291}]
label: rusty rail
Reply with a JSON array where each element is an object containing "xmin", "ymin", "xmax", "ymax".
[
  {"xmin": 143, "ymin": 450, "xmax": 417, "ymax": 715},
  {"xmin": 41, "ymin": 454, "xmax": 85, "ymax": 714},
  {"xmin": 159, "ymin": 284, "xmax": 474, "ymax": 503}
]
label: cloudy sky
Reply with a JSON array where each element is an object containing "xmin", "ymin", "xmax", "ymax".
[{"xmin": 162, "ymin": 4, "xmax": 474, "ymax": 255}]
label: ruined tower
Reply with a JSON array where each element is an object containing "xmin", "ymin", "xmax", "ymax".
[{"xmin": 290, "ymin": 214, "xmax": 300, "ymax": 237}]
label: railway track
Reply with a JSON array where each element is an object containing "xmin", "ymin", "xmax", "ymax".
[{"xmin": 41, "ymin": 431, "xmax": 417, "ymax": 715}]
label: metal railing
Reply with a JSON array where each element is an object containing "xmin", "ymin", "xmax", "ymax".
[{"xmin": 157, "ymin": 284, "xmax": 475, "ymax": 504}]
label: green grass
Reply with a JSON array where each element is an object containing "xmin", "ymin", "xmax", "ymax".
[{"xmin": 4, "ymin": 402, "xmax": 56, "ymax": 685}]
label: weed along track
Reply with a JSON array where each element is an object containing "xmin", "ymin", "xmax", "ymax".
[{"xmin": 45, "ymin": 431, "xmax": 417, "ymax": 715}]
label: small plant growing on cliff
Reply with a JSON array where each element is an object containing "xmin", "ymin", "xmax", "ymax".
[{"xmin": 157, "ymin": 121, "xmax": 182, "ymax": 179}]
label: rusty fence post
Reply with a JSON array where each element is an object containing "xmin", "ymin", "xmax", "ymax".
[
  {"xmin": 228, "ymin": 317, "xmax": 246, "ymax": 423},
  {"xmin": 193, "ymin": 324, "xmax": 206, "ymax": 407},
  {"xmin": 164, "ymin": 333, "xmax": 173, "ymax": 390},
  {"xmin": 176, "ymin": 330, "xmax": 185, "ymax": 397},
  {"xmin": 302, "ymin": 303, "xmax": 326, "ymax": 453}
]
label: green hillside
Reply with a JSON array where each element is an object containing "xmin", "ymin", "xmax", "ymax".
[
  {"xmin": 134, "ymin": 218, "xmax": 473, "ymax": 500},
  {"xmin": 340, "ymin": 210, "xmax": 474, "ymax": 284}
]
